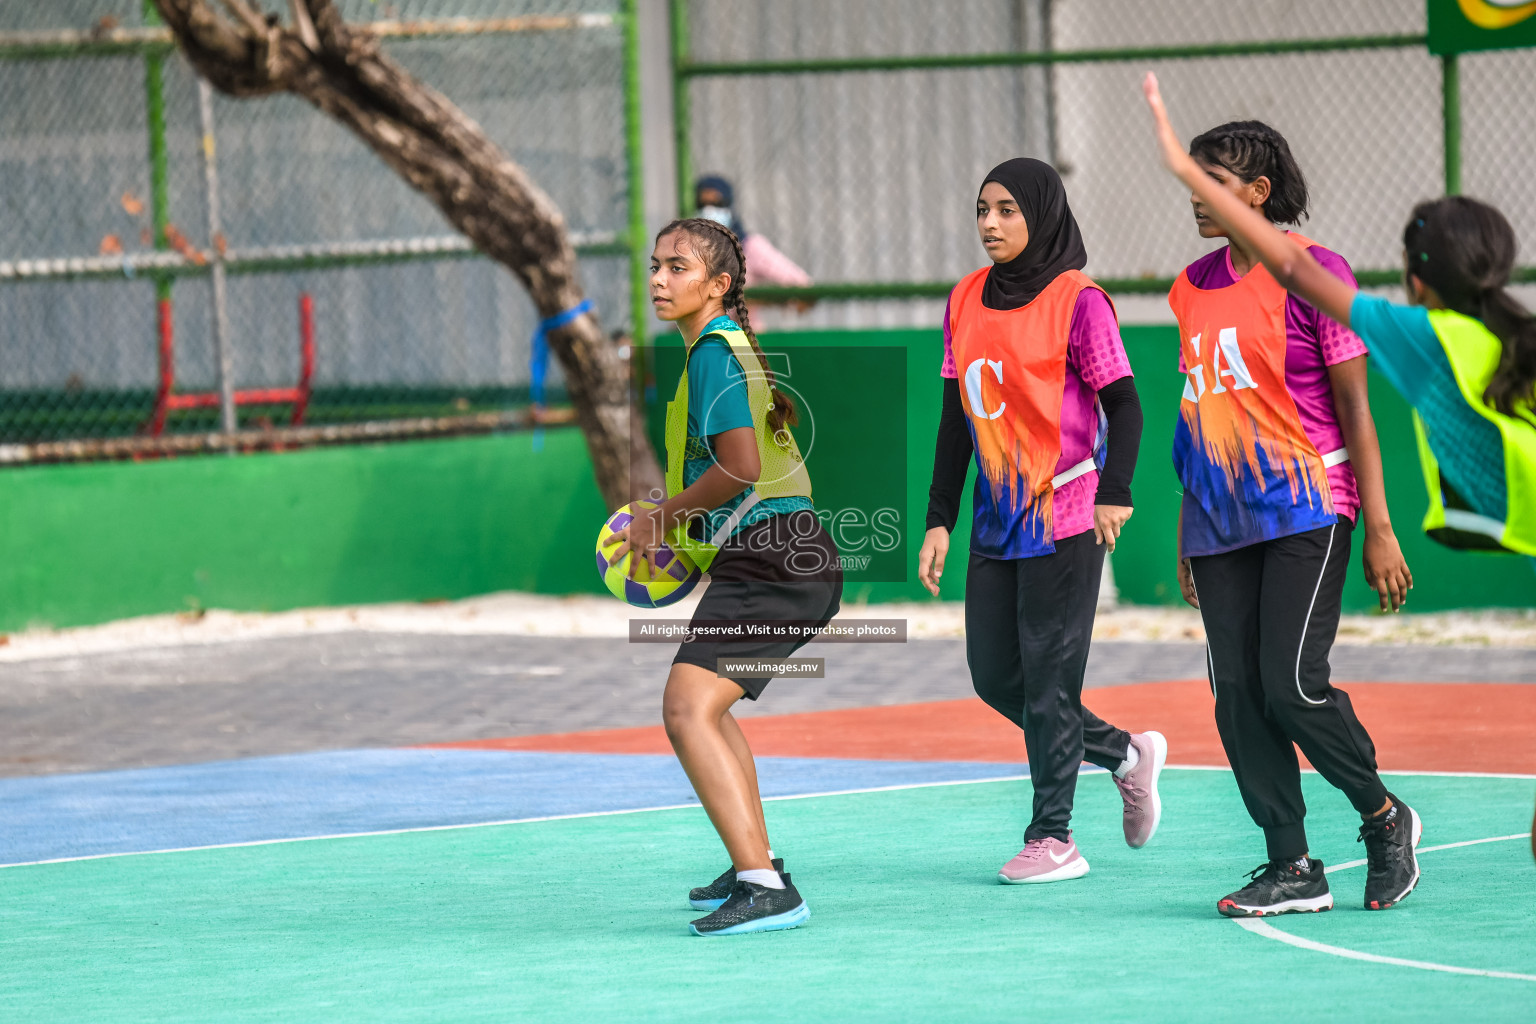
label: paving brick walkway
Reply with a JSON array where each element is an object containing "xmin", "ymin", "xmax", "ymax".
[{"xmin": 2, "ymin": 632, "xmax": 1529, "ymax": 777}]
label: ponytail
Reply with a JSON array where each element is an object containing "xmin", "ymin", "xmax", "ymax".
[
  {"xmin": 1479, "ymin": 290, "xmax": 1536, "ymax": 416},
  {"xmin": 654, "ymin": 217, "xmax": 799, "ymax": 433},
  {"xmin": 1404, "ymin": 196, "xmax": 1536, "ymax": 416}
]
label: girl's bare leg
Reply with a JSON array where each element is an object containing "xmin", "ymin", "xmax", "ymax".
[
  {"xmin": 718, "ymin": 709, "xmax": 770, "ymax": 852},
  {"xmin": 662, "ymin": 662, "xmax": 772, "ymax": 870}
]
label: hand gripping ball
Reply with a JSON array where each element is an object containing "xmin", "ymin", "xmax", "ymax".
[{"xmin": 595, "ymin": 500, "xmax": 702, "ymax": 608}]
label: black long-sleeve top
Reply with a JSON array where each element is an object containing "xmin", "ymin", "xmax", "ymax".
[{"xmin": 925, "ymin": 374, "xmax": 1142, "ymax": 533}]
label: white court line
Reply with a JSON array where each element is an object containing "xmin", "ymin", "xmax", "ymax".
[
  {"xmin": 1379, "ymin": 768, "xmax": 1536, "ymax": 780},
  {"xmin": 0, "ymin": 772, "xmax": 1028, "ymax": 871},
  {"xmin": 1237, "ymin": 832, "xmax": 1536, "ymax": 982},
  {"xmin": 1166, "ymin": 765, "xmax": 1536, "ymax": 780},
  {"xmin": 1234, "ymin": 919, "xmax": 1536, "ymax": 982},
  {"xmin": 4, "ymin": 766, "xmax": 1531, "ymax": 871},
  {"xmin": 1326, "ymin": 833, "xmax": 1533, "ymax": 874}
]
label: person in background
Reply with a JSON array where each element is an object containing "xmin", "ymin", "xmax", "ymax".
[{"xmin": 695, "ymin": 176, "xmax": 815, "ymax": 307}]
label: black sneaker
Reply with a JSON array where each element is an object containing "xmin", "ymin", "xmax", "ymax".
[
  {"xmin": 688, "ymin": 878, "xmax": 809, "ymax": 936},
  {"xmin": 1217, "ymin": 859, "xmax": 1333, "ymax": 917},
  {"xmin": 1359, "ymin": 798, "xmax": 1422, "ymax": 910},
  {"xmin": 688, "ymin": 858, "xmax": 784, "ymax": 911}
]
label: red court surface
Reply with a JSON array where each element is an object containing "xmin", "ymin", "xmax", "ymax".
[{"xmin": 432, "ymin": 680, "xmax": 1536, "ymax": 775}]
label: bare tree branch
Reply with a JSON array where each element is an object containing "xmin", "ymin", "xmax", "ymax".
[
  {"xmin": 152, "ymin": 0, "xmax": 662, "ymax": 508},
  {"xmin": 287, "ymin": 0, "xmax": 320, "ymax": 52}
]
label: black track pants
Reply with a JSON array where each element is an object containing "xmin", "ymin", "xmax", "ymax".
[
  {"xmin": 965, "ymin": 530, "xmax": 1132, "ymax": 843},
  {"xmin": 1189, "ymin": 517, "xmax": 1389, "ymax": 861}
]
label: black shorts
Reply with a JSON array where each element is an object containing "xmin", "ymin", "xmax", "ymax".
[{"xmin": 672, "ymin": 509, "xmax": 843, "ymax": 700}]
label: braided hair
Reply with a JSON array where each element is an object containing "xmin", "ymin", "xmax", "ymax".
[
  {"xmin": 1189, "ymin": 120, "xmax": 1310, "ymax": 225},
  {"xmin": 656, "ymin": 217, "xmax": 799, "ymax": 433},
  {"xmin": 1404, "ymin": 196, "xmax": 1536, "ymax": 417}
]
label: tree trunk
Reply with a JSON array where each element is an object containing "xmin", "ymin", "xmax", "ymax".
[{"xmin": 151, "ymin": 0, "xmax": 663, "ymax": 509}]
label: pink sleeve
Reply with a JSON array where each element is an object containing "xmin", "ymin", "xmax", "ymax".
[
  {"xmin": 1067, "ymin": 288, "xmax": 1133, "ymax": 390},
  {"xmin": 741, "ymin": 233, "xmax": 812, "ymax": 288},
  {"xmin": 940, "ymin": 294, "xmax": 957, "ymax": 378},
  {"xmin": 1308, "ymin": 247, "xmax": 1368, "ymax": 366}
]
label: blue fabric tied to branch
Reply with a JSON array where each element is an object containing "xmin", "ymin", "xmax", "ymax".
[{"xmin": 529, "ymin": 299, "xmax": 593, "ymax": 407}]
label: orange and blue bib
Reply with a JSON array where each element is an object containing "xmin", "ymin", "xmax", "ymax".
[
  {"xmin": 1168, "ymin": 235, "xmax": 1342, "ymax": 556},
  {"xmin": 949, "ymin": 269, "xmax": 1104, "ymax": 559}
]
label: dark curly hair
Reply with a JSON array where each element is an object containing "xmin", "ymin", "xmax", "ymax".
[
  {"xmin": 1189, "ymin": 120, "xmax": 1310, "ymax": 225},
  {"xmin": 655, "ymin": 217, "xmax": 798, "ymax": 433}
]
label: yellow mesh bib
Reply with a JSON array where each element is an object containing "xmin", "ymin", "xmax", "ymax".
[
  {"xmin": 1417, "ymin": 309, "xmax": 1536, "ymax": 556},
  {"xmin": 662, "ymin": 326, "xmax": 812, "ymax": 570}
]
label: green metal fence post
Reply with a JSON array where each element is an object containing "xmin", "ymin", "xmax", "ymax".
[
  {"xmin": 621, "ymin": 0, "xmax": 650, "ymax": 385},
  {"xmin": 669, "ymin": 0, "xmax": 694, "ymax": 217},
  {"xmin": 1442, "ymin": 52, "xmax": 1461, "ymax": 196}
]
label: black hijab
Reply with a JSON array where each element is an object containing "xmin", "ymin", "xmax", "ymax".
[{"xmin": 978, "ymin": 158, "xmax": 1088, "ymax": 311}]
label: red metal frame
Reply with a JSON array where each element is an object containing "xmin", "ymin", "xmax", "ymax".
[{"xmin": 148, "ymin": 292, "xmax": 316, "ymax": 436}]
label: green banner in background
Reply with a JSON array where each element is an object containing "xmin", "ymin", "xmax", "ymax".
[{"xmin": 1429, "ymin": 0, "xmax": 1536, "ymax": 54}]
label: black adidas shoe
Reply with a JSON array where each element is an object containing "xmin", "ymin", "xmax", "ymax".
[
  {"xmin": 689, "ymin": 878, "xmax": 809, "ymax": 936},
  {"xmin": 1217, "ymin": 859, "xmax": 1333, "ymax": 917},
  {"xmin": 1359, "ymin": 797, "xmax": 1421, "ymax": 910},
  {"xmin": 688, "ymin": 858, "xmax": 784, "ymax": 911}
]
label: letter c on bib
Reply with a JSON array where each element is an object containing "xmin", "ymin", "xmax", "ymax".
[{"xmin": 964, "ymin": 357, "xmax": 1007, "ymax": 420}]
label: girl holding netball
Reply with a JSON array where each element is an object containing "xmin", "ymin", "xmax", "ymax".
[
  {"xmin": 609, "ymin": 218, "xmax": 842, "ymax": 937},
  {"xmin": 1142, "ymin": 76, "xmax": 1423, "ymax": 917},
  {"xmin": 919, "ymin": 158, "xmax": 1168, "ymax": 884}
]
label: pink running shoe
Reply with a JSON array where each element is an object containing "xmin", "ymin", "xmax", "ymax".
[
  {"xmin": 997, "ymin": 835, "xmax": 1090, "ymax": 884},
  {"xmin": 1114, "ymin": 730, "xmax": 1168, "ymax": 849}
]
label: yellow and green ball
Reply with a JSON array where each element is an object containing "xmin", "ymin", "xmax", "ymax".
[{"xmin": 595, "ymin": 500, "xmax": 702, "ymax": 608}]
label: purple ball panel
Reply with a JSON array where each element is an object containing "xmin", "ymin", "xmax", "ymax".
[{"xmin": 624, "ymin": 577, "xmax": 655, "ymax": 608}]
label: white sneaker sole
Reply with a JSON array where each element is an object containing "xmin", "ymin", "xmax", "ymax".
[
  {"xmin": 1130, "ymin": 730, "xmax": 1169, "ymax": 849},
  {"xmin": 998, "ymin": 856, "xmax": 1091, "ymax": 884},
  {"xmin": 1219, "ymin": 891, "xmax": 1334, "ymax": 917}
]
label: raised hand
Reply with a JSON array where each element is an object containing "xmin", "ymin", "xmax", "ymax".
[{"xmin": 1142, "ymin": 72, "xmax": 1195, "ymax": 180}]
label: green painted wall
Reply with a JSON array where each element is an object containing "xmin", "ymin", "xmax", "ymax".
[
  {"xmin": 1, "ymin": 325, "xmax": 1529, "ymax": 633},
  {"xmin": 0, "ymin": 430, "xmax": 609, "ymax": 633},
  {"xmin": 649, "ymin": 325, "xmax": 1534, "ymax": 613}
]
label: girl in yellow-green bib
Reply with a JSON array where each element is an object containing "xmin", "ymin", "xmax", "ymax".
[{"xmin": 608, "ymin": 217, "xmax": 842, "ymax": 937}]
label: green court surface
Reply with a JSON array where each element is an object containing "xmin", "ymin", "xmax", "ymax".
[{"xmin": 2, "ymin": 769, "xmax": 1532, "ymax": 1023}]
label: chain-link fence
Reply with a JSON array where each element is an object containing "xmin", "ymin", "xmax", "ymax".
[
  {"xmin": 672, "ymin": 0, "xmax": 1536, "ymax": 330},
  {"xmin": 0, "ymin": 0, "xmax": 644, "ymax": 457}
]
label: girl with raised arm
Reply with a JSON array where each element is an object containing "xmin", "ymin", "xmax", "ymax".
[{"xmin": 1143, "ymin": 75, "xmax": 1436, "ymax": 918}]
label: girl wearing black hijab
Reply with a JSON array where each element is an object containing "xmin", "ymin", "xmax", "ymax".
[{"xmin": 918, "ymin": 159, "xmax": 1166, "ymax": 884}]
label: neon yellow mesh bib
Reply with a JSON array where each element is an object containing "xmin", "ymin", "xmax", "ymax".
[
  {"xmin": 1416, "ymin": 309, "xmax": 1536, "ymax": 556},
  {"xmin": 662, "ymin": 325, "xmax": 812, "ymax": 570}
]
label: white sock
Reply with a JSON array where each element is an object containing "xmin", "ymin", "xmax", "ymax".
[
  {"xmin": 736, "ymin": 868, "xmax": 785, "ymax": 889},
  {"xmin": 1113, "ymin": 741, "xmax": 1141, "ymax": 779}
]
